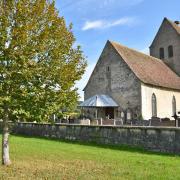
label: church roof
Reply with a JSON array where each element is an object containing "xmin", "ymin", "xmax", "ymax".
[{"xmin": 110, "ymin": 41, "xmax": 180, "ymax": 90}]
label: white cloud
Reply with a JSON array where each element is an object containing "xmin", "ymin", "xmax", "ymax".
[
  {"xmin": 75, "ymin": 62, "xmax": 96, "ymax": 101},
  {"xmin": 82, "ymin": 21, "xmax": 104, "ymax": 31},
  {"xmin": 82, "ymin": 17, "xmax": 137, "ymax": 31}
]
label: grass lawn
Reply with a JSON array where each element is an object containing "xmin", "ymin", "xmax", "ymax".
[{"xmin": 0, "ymin": 135, "xmax": 180, "ymax": 180}]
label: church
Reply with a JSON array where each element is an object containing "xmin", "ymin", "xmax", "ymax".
[{"xmin": 81, "ymin": 18, "xmax": 180, "ymax": 120}]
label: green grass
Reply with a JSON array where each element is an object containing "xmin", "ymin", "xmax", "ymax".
[{"xmin": 0, "ymin": 135, "xmax": 180, "ymax": 180}]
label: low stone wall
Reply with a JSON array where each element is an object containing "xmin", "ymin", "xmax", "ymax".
[{"xmin": 1, "ymin": 122, "xmax": 179, "ymax": 154}]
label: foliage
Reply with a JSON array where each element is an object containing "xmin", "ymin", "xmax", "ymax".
[
  {"xmin": 0, "ymin": 135, "xmax": 180, "ymax": 179},
  {"xmin": 0, "ymin": 0, "xmax": 87, "ymax": 122},
  {"xmin": 137, "ymin": 114, "xmax": 144, "ymax": 120}
]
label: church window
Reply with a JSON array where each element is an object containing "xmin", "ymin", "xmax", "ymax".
[
  {"xmin": 159, "ymin": 47, "xmax": 164, "ymax": 59},
  {"xmin": 152, "ymin": 93, "xmax": 157, "ymax": 117},
  {"xmin": 107, "ymin": 66, "xmax": 110, "ymax": 72},
  {"xmin": 168, "ymin": 45, "xmax": 173, "ymax": 58},
  {"xmin": 172, "ymin": 96, "xmax": 176, "ymax": 116}
]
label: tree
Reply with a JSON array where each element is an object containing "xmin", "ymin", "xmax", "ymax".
[{"xmin": 0, "ymin": 0, "xmax": 86, "ymax": 165}]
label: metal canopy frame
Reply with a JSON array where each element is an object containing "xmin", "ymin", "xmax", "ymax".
[{"xmin": 80, "ymin": 95, "xmax": 119, "ymax": 119}]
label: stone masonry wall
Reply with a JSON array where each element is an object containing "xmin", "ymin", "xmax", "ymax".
[
  {"xmin": 84, "ymin": 41, "xmax": 141, "ymax": 119},
  {"xmin": 2, "ymin": 122, "xmax": 180, "ymax": 154}
]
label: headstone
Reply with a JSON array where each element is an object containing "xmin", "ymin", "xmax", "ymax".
[
  {"xmin": 121, "ymin": 112, "xmax": 124, "ymax": 118},
  {"xmin": 127, "ymin": 110, "xmax": 131, "ymax": 120}
]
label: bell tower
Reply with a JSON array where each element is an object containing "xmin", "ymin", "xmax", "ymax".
[{"xmin": 150, "ymin": 18, "xmax": 180, "ymax": 76}]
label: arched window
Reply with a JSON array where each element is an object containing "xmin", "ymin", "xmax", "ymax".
[
  {"xmin": 159, "ymin": 47, "xmax": 164, "ymax": 59},
  {"xmin": 168, "ymin": 45, "xmax": 173, "ymax": 58},
  {"xmin": 172, "ymin": 96, "xmax": 176, "ymax": 116},
  {"xmin": 152, "ymin": 93, "xmax": 157, "ymax": 117}
]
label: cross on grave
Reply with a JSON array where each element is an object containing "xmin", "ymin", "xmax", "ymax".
[{"xmin": 172, "ymin": 112, "xmax": 180, "ymax": 127}]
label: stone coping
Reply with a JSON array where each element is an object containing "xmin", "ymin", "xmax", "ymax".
[{"xmin": 9, "ymin": 122, "xmax": 180, "ymax": 131}]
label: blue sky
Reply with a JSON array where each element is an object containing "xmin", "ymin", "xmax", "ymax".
[{"xmin": 55, "ymin": 0, "xmax": 180, "ymax": 100}]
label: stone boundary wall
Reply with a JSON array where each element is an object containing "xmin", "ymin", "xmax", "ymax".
[{"xmin": 1, "ymin": 122, "xmax": 179, "ymax": 154}]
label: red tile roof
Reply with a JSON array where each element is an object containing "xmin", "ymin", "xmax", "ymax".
[{"xmin": 110, "ymin": 41, "xmax": 180, "ymax": 90}]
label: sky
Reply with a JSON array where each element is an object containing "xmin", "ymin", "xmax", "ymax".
[{"xmin": 55, "ymin": 0, "xmax": 180, "ymax": 101}]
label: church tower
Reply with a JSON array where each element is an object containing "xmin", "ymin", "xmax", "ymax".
[{"xmin": 150, "ymin": 18, "xmax": 180, "ymax": 76}]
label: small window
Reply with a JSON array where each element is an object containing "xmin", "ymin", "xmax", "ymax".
[
  {"xmin": 168, "ymin": 45, "xmax": 173, "ymax": 58},
  {"xmin": 152, "ymin": 93, "xmax": 157, "ymax": 117},
  {"xmin": 107, "ymin": 66, "xmax": 110, "ymax": 72},
  {"xmin": 159, "ymin": 47, "xmax": 164, "ymax": 59},
  {"xmin": 172, "ymin": 96, "xmax": 176, "ymax": 116}
]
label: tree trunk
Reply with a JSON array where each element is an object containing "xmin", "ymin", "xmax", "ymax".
[{"xmin": 2, "ymin": 110, "xmax": 11, "ymax": 166}]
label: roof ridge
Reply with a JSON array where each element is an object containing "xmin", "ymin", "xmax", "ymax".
[
  {"xmin": 109, "ymin": 40, "xmax": 166, "ymax": 64},
  {"xmin": 109, "ymin": 40, "xmax": 180, "ymax": 90}
]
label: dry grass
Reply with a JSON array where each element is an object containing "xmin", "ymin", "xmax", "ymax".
[{"xmin": 0, "ymin": 135, "xmax": 180, "ymax": 180}]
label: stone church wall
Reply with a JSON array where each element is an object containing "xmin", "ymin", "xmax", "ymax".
[{"xmin": 84, "ymin": 41, "xmax": 141, "ymax": 119}]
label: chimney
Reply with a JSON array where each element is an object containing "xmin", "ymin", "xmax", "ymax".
[{"xmin": 174, "ymin": 21, "xmax": 180, "ymax": 25}]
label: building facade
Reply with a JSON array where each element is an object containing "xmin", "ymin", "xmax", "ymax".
[{"xmin": 82, "ymin": 18, "xmax": 180, "ymax": 120}]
